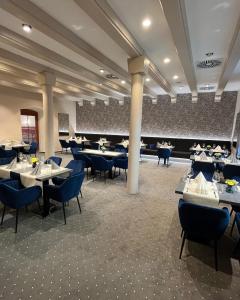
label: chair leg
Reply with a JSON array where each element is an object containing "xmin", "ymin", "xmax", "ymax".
[
  {"xmin": 1, "ymin": 205, "xmax": 6, "ymax": 225},
  {"xmin": 15, "ymin": 209, "xmax": 19, "ymax": 233},
  {"xmin": 76, "ymin": 196, "xmax": 82, "ymax": 214},
  {"xmin": 214, "ymin": 240, "xmax": 218, "ymax": 271},
  {"xmin": 87, "ymin": 168, "xmax": 89, "ymax": 180},
  {"xmin": 104, "ymin": 171, "xmax": 106, "ymax": 184},
  {"xmin": 80, "ymin": 190, "xmax": 83, "ymax": 198},
  {"xmin": 233, "ymin": 238, "xmax": 240, "ymax": 255},
  {"xmin": 158, "ymin": 158, "xmax": 160, "ymax": 165},
  {"xmin": 230, "ymin": 207, "xmax": 233, "ymax": 216},
  {"xmin": 37, "ymin": 199, "xmax": 41, "ymax": 211},
  {"xmin": 230, "ymin": 214, "xmax": 236, "ymax": 236},
  {"xmin": 180, "ymin": 228, "xmax": 183, "ymax": 237},
  {"xmin": 125, "ymin": 169, "xmax": 127, "ymax": 181},
  {"xmin": 179, "ymin": 232, "xmax": 186, "ymax": 259},
  {"xmin": 62, "ymin": 202, "xmax": 66, "ymax": 225}
]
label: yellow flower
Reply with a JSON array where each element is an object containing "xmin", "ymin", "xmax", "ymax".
[
  {"xmin": 225, "ymin": 179, "xmax": 238, "ymax": 186},
  {"xmin": 31, "ymin": 157, "xmax": 38, "ymax": 163}
]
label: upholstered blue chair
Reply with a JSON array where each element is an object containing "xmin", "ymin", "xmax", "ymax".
[
  {"xmin": 52, "ymin": 160, "xmax": 85, "ymax": 185},
  {"xmin": 157, "ymin": 148, "xmax": 172, "ymax": 166},
  {"xmin": 45, "ymin": 156, "xmax": 62, "ymax": 166},
  {"xmin": 148, "ymin": 144, "xmax": 156, "ymax": 150},
  {"xmin": 69, "ymin": 140, "xmax": 79, "ymax": 148},
  {"xmin": 43, "ymin": 173, "xmax": 85, "ymax": 224},
  {"xmin": 178, "ymin": 199, "xmax": 230, "ymax": 271},
  {"xmin": 0, "ymin": 148, "xmax": 17, "ymax": 165},
  {"xmin": 233, "ymin": 212, "xmax": 240, "ymax": 254},
  {"xmin": 192, "ymin": 161, "xmax": 215, "ymax": 181},
  {"xmin": 71, "ymin": 148, "xmax": 92, "ymax": 179},
  {"xmin": 22, "ymin": 142, "xmax": 37, "ymax": 156},
  {"xmin": 91, "ymin": 142, "xmax": 99, "ymax": 150},
  {"xmin": 115, "ymin": 144, "xmax": 128, "ymax": 153},
  {"xmin": 114, "ymin": 157, "xmax": 128, "ymax": 180},
  {"xmin": 0, "ymin": 180, "xmax": 42, "ymax": 233},
  {"xmin": 59, "ymin": 139, "xmax": 70, "ymax": 153},
  {"xmin": 91, "ymin": 156, "xmax": 114, "ymax": 183}
]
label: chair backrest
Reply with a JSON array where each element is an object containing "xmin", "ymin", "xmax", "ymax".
[
  {"xmin": 59, "ymin": 139, "xmax": 69, "ymax": 148},
  {"xmin": 60, "ymin": 172, "xmax": 85, "ymax": 201},
  {"xmin": 223, "ymin": 164, "xmax": 240, "ymax": 179},
  {"xmin": 115, "ymin": 157, "xmax": 128, "ymax": 169},
  {"xmin": 157, "ymin": 148, "xmax": 171, "ymax": 159},
  {"xmin": 30, "ymin": 141, "xmax": 38, "ymax": 150},
  {"xmin": 178, "ymin": 199, "xmax": 230, "ymax": 240},
  {"xmin": 115, "ymin": 144, "xmax": 127, "ymax": 153},
  {"xmin": 91, "ymin": 155, "xmax": 108, "ymax": 171},
  {"xmin": 0, "ymin": 148, "xmax": 17, "ymax": 158},
  {"xmin": 69, "ymin": 140, "xmax": 78, "ymax": 148},
  {"xmin": 66, "ymin": 160, "xmax": 85, "ymax": 175},
  {"xmin": 47, "ymin": 156, "xmax": 62, "ymax": 166},
  {"xmin": 91, "ymin": 142, "xmax": 99, "ymax": 150},
  {"xmin": 192, "ymin": 161, "xmax": 215, "ymax": 173}
]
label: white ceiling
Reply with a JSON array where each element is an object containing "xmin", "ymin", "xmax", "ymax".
[{"xmin": 0, "ymin": 0, "xmax": 239, "ymax": 100}]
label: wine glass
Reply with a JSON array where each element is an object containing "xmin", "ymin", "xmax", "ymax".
[
  {"xmin": 213, "ymin": 172, "xmax": 220, "ymax": 184},
  {"xmin": 213, "ymin": 143, "xmax": 216, "ymax": 149},
  {"xmin": 193, "ymin": 142, "xmax": 197, "ymax": 148},
  {"xmin": 209, "ymin": 149, "xmax": 213, "ymax": 157},
  {"xmin": 202, "ymin": 143, "xmax": 206, "ymax": 148},
  {"xmin": 224, "ymin": 149, "xmax": 229, "ymax": 159}
]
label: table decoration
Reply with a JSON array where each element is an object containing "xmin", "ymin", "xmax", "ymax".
[{"xmin": 225, "ymin": 179, "xmax": 238, "ymax": 193}]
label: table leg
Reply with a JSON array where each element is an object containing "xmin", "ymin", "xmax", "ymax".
[{"xmin": 42, "ymin": 180, "xmax": 50, "ymax": 217}]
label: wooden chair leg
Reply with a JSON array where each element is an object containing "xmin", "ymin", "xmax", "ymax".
[
  {"xmin": 230, "ymin": 207, "xmax": 233, "ymax": 216},
  {"xmin": 1, "ymin": 205, "xmax": 6, "ymax": 225},
  {"xmin": 179, "ymin": 232, "xmax": 186, "ymax": 259},
  {"xmin": 76, "ymin": 196, "xmax": 82, "ymax": 214},
  {"xmin": 158, "ymin": 158, "xmax": 160, "ymax": 165},
  {"xmin": 15, "ymin": 209, "xmax": 19, "ymax": 233},
  {"xmin": 80, "ymin": 190, "xmax": 83, "ymax": 198},
  {"xmin": 214, "ymin": 240, "xmax": 218, "ymax": 271},
  {"xmin": 230, "ymin": 214, "xmax": 236, "ymax": 236},
  {"xmin": 62, "ymin": 202, "xmax": 66, "ymax": 225}
]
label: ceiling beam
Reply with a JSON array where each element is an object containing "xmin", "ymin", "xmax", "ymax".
[
  {"xmin": 0, "ymin": 47, "xmax": 124, "ymax": 99},
  {"xmin": 0, "ymin": 25, "xmax": 129, "ymax": 96},
  {"xmin": 0, "ymin": 0, "xmax": 129, "ymax": 79},
  {"xmin": 216, "ymin": 15, "xmax": 240, "ymax": 95},
  {"xmin": 159, "ymin": 0, "xmax": 197, "ymax": 95},
  {"xmin": 75, "ymin": 0, "xmax": 174, "ymax": 97}
]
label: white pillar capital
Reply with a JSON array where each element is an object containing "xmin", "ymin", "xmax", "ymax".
[
  {"xmin": 128, "ymin": 56, "xmax": 149, "ymax": 76},
  {"xmin": 38, "ymin": 71, "xmax": 56, "ymax": 86}
]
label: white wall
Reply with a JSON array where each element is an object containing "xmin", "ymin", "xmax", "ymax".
[{"xmin": 0, "ymin": 92, "xmax": 76, "ymax": 153}]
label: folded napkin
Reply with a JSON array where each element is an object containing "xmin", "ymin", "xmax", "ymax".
[
  {"xmin": 183, "ymin": 175, "xmax": 219, "ymax": 207},
  {"xmin": 196, "ymin": 144, "xmax": 201, "ymax": 150},
  {"xmin": 7, "ymin": 158, "xmax": 17, "ymax": 170},
  {"xmin": 49, "ymin": 159, "xmax": 60, "ymax": 170},
  {"xmin": 215, "ymin": 145, "xmax": 222, "ymax": 151},
  {"xmin": 157, "ymin": 142, "xmax": 162, "ymax": 148}
]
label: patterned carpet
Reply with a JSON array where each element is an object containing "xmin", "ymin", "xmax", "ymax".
[{"xmin": 0, "ymin": 154, "xmax": 239, "ymax": 300}]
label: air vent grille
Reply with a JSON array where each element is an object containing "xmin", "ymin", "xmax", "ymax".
[
  {"xmin": 197, "ymin": 59, "xmax": 222, "ymax": 69},
  {"xmin": 199, "ymin": 86, "xmax": 215, "ymax": 91}
]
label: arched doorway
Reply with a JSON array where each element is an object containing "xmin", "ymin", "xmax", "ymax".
[{"xmin": 20, "ymin": 109, "xmax": 39, "ymax": 145}]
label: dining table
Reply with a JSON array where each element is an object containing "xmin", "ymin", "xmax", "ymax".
[
  {"xmin": 175, "ymin": 177, "xmax": 240, "ymax": 207},
  {"xmin": 0, "ymin": 162, "xmax": 71, "ymax": 217}
]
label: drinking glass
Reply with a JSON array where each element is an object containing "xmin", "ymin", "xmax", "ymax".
[
  {"xmin": 224, "ymin": 149, "xmax": 229, "ymax": 158},
  {"xmin": 193, "ymin": 142, "xmax": 197, "ymax": 148},
  {"xmin": 202, "ymin": 143, "xmax": 206, "ymax": 148}
]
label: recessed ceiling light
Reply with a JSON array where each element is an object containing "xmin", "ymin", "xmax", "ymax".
[
  {"xmin": 142, "ymin": 18, "xmax": 151, "ymax": 28},
  {"xmin": 121, "ymin": 80, "xmax": 126, "ymax": 84},
  {"xmin": 22, "ymin": 24, "xmax": 32, "ymax": 33},
  {"xmin": 173, "ymin": 75, "xmax": 179, "ymax": 80},
  {"xmin": 100, "ymin": 69, "xmax": 104, "ymax": 73},
  {"xmin": 163, "ymin": 57, "xmax": 171, "ymax": 64},
  {"xmin": 146, "ymin": 77, "xmax": 150, "ymax": 82},
  {"xmin": 205, "ymin": 52, "xmax": 214, "ymax": 57}
]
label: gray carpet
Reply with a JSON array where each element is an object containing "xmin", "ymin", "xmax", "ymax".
[{"xmin": 0, "ymin": 155, "xmax": 240, "ymax": 300}]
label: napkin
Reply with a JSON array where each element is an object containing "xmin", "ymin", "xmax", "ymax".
[
  {"xmin": 7, "ymin": 158, "xmax": 17, "ymax": 170},
  {"xmin": 215, "ymin": 145, "xmax": 222, "ymax": 151},
  {"xmin": 50, "ymin": 159, "xmax": 60, "ymax": 170},
  {"xmin": 196, "ymin": 144, "xmax": 201, "ymax": 150},
  {"xmin": 191, "ymin": 172, "xmax": 208, "ymax": 194},
  {"xmin": 199, "ymin": 151, "xmax": 207, "ymax": 160},
  {"xmin": 157, "ymin": 142, "xmax": 162, "ymax": 148}
]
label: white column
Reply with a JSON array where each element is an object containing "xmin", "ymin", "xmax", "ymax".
[
  {"xmin": 127, "ymin": 56, "xmax": 149, "ymax": 194},
  {"xmin": 38, "ymin": 71, "xmax": 56, "ymax": 158}
]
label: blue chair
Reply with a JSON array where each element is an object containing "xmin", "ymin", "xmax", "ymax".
[
  {"xmin": 0, "ymin": 148, "xmax": 17, "ymax": 165},
  {"xmin": 69, "ymin": 140, "xmax": 79, "ymax": 148},
  {"xmin": 91, "ymin": 156, "xmax": 114, "ymax": 183},
  {"xmin": 148, "ymin": 144, "xmax": 156, "ymax": 150},
  {"xmin": 223, "ymin": 164, "xmax": 240, "ymax": 181},
  {"xmin": 45, "ymin": 156, "xmax": 62, "ymax": 166},
  {"xmin": 22, "ymin": 142, "xmax": 38, "ymax": 156},
  {"xmin": 43, "ymin": 173, "xmax": 85, "ymax": 224},
  {"xmin": 91, "ymin": 142, "xmax": 99, "ymax": 150},
  {"xmin": 59, "ymin": 139, "xmax": 70, "ymax": 153},
  {"xmin": 114, "ymin": 157, "xmax": 128, "ymax": 180},
  {"xmin": 52, "ymin": 160, "xmax": 85, "ymax": 185},
  {"xmin": 233, "ymin": 212, "xmax": 240, "ymax": 254},
  {"xmin": 157, "ymin": 148, "xmax": 171, "ymax": 166},
  {"xmin": 115, "ymin": 144, "xmax": 128, "ymax": 153},
  {"xmin": 178, "ymin": 199, "xmax": 230, "ymax": 271},
  {"xmin": 192, "ymin": 161, "xmax": 215, "ymax": 181},
  {"xmin": 0, "ymin": 180, "xmax": 42, "ymax": 233},
  {"xmin": 71, "ymin": 148, "xmax": 92, "ymax": 179}
]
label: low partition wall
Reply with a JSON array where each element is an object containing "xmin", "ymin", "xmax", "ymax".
[{"xmin": 72, "ymin": 133, "xmax": 231, "ymax": 158}]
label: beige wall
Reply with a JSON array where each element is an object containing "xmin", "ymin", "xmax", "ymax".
[{"xmin": 0, "ymin": 92, "xmax": 76, "ymax": 153}]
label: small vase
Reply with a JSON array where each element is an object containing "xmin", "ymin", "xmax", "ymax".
[{"xmin": 226, "ymin": 185, "xmax": 234, "ymax": 193}]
